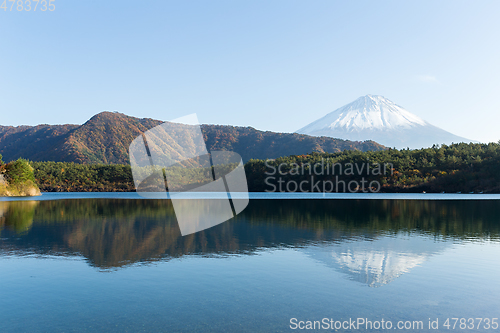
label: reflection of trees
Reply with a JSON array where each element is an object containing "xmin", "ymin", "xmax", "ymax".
[
  {"xmin": 0, "ymin": 199, "xmax": 249, "ymax": 268},
  {"xmin": 0, "ymin": 201, "xmax": 39, "ymax": 233},
  {"xmin": 0, "ymin": 203, "xmax": 4, "ymax": 230},
  {"xmin": 63, "ymin": 216, "xmax": 249, "ymax": 268},
  {"xmin": 1, "ymin": 199, "xmax": 499, "ymax": 269},
  {"xmin": 31, "ymin": 199, "xmax": 175, "ymax": 221},
  {"xmin": 241, "ymin": 200, "xmax": 500, "ymax": 239}
]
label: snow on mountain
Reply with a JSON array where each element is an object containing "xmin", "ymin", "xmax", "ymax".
[
  {"xmin": 302, "ymin": 235, "xmax": 449, "ymax": 287},
  {"xmin": 297, "ymin": 95, "xmax": 475, "ymax": 149}
]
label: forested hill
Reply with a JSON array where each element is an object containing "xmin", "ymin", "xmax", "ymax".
[
  {"xmin": 200, "ymin": 125, "xmax": 385, "ymax": 161},
  {"xmin": 0, "ymin": 113, "xmax": 162, "ymax": 164},
  {"xmin": 0, "ymin": 112, "xmax": 386, "ymax": 164}
]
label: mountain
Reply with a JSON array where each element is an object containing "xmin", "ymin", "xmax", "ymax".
[
  {"xmin": 296, "ymin": 95, "xmax": 475, "ymax": 149},
  {"xmin": 0, "ymin": 113, "xmax": 162, "ymax": 164},
  {"xmin": 0, "ymin": 112, "xmax": 386, "ymax": 164}
]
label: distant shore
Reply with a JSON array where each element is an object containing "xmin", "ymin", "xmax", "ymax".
[{"xmin": 30, "ymin": 142, "xmax": 500, "ymax": 194}]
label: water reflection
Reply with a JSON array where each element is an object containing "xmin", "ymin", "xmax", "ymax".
[
  {"xmin": 304, "ymin": 237, "xmax": 449, "ymax": 287},
  {"xmin": 1, "ymin": 199, "xmax": 499, "ymax": 285},
  {"xmin": 0, "ymin": 201, "xmax": 39, "ymax": 234}
]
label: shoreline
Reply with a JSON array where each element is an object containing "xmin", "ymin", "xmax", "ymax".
[{"xmin": 2, "ymin": 192, "xmax": 500, "ymax": 202}]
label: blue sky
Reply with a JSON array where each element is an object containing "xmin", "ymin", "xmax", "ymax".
[{"xmin": 1, "ymin": 0, "xmax": 499, "ymax": 143}]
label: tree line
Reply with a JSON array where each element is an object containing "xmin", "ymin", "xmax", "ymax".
[
  {"xmin": 25, "ymin": 142, "xmax": 500, "ymax": 193},
  {"xmin": 246, "ymin": 142, "xmax": 500, "ymax": 193}
]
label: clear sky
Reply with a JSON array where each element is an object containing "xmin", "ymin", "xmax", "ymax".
[{"xmin": 1, "ymin": 0, "xmax": 499, "ymax": 143}]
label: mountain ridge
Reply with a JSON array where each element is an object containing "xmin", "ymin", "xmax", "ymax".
[{"xmin": 0, "ymin": 112, "xmax": 386, "ymax": 164}]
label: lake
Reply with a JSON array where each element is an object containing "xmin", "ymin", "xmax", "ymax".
[{"xmin": 1, "ymin": 194, "xmax": 500, "ymax": 332}]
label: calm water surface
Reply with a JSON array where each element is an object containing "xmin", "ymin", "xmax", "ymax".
[{"xmin": 1, "ymin": 194, "xmax": 500, "ymax": 332}]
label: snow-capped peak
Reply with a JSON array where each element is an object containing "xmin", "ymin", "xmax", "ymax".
[
  {"xmin": 298, "ymin": 95, "xmax": 427, "ymax": 133},
  {"xmin": 296, "ymin": 95, "xmax": 474, "ymax": 149}
]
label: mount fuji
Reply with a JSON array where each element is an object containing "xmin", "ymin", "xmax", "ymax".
[{"xmin": 296, "ymin": 95, "xmax": 474, "ymax": 149}]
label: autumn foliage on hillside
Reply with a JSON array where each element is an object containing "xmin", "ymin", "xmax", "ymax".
[{"xmin": 1, "ymin": 112, "xmax": 385, "ymax": 165}]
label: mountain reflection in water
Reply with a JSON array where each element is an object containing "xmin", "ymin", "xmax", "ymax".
[{"xmin": 1, "ymin": 199, "xmax": 499, "ymax": 286}]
